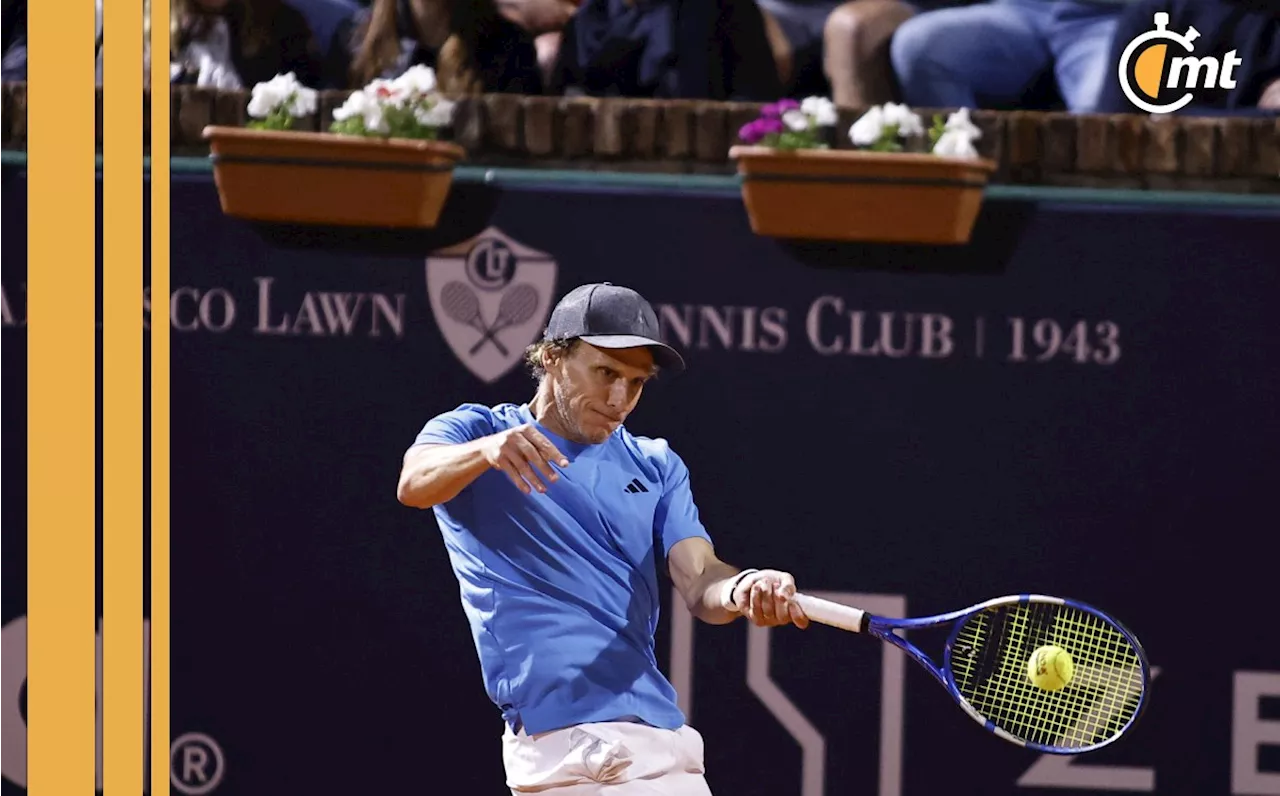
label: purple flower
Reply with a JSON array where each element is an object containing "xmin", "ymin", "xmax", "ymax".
[
  {"xmin": 738, "ymin": 117, "xmax": 785, "ymax": 143},
  {"xmin": 758, "ymin": 117, "xmax": 784, "ymax": 135},
  {"xmin": 738, "ymin": 119, "xmax": 765, "ymax": 143},
  {"xmin": 760, "ymin": 99, "xmax": 801, "ymax": 118}
]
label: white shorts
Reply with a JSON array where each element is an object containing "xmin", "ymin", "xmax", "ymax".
[{"xmin": 502, "ymin": 719, "xmax": 713, "ymax": 795}]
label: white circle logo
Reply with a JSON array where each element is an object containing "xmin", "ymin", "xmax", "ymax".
[{"xmin": 171, "ymin": 732, "xmax": 226, "ymax": 795}]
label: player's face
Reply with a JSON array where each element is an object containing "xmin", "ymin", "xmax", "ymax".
[{"xmin": 550, "ymin": 343, "xmax": 655, "ymax": 444}]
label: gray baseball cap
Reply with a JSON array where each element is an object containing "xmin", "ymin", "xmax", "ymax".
[{"xmin": 543, "ymin": 283, "xmax": 686, "ymax": 372}]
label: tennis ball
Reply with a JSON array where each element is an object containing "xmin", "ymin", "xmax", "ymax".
[{"xmin": 1027, "ymin": 645, "xmax": 1074, "ymax": 691}]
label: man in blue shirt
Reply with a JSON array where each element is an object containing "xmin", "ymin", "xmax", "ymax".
[{"xmin": 397, "ymin": 282, "xmax": 810, "ymax": 794}]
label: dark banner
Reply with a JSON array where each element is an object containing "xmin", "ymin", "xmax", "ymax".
[{"xmin": 3, "ymin": 166, "xmax": 1279, "ymax": 796}]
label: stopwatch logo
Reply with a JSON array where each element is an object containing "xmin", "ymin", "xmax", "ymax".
[{"xmin": 1117, "ymin": 12, "xmax": 1243, "ymax": 114}]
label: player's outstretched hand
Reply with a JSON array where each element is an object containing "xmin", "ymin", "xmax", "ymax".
[
  {"xmin": 732, "ymin": 570, "xmax": 809, "ymax": 629},
  {"xmin": 482, "ymin": 424, "xmax": 569, "ymax": 495}
]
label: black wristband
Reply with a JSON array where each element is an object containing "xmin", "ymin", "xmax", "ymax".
[{"xmin": 722, "ymin": 568, "xmax": 760, "ymax": 610}]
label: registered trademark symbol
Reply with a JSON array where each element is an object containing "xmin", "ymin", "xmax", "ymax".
[{"xmin": 170, "ymin": 732, "xmax": 225, "ymax": 795}]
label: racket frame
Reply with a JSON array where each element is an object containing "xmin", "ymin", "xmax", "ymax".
[{"xmin": 793, "ymin": 592, "xmax": 1151, "ymax": 755}]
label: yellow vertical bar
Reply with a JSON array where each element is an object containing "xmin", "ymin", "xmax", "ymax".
[
  {"xmin": 149, "ymin": 0, "xmax": 172, "ymax": 791},
  {"xmin": 27, "ymin": 0, "xmax": 98, "ymax": 791},
  {"xmin": 103, "ymin": 0, "xmax": 145, "ymax": 790}
]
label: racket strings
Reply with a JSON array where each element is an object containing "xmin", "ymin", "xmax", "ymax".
[{"xmin": 949, "ymin": 604, "xmax": 1144, "ymax": 750}]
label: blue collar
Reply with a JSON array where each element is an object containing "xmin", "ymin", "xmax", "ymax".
[{"xmin": 517, "ymin": 403, "xmax": 610, "ymax": 460}]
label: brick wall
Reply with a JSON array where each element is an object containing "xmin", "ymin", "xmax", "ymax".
[{"xmin": 3, "ymin": 84, "xmax": 1277, "ymax": 193}]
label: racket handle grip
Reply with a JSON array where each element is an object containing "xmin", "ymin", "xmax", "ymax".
[{"xmin": 794, "ymin": 593, "xmax": 868, "ymax": 633}]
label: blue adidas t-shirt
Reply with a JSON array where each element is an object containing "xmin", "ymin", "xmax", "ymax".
[{"xmin": 413, "ymin": 402, "xmax": 714, "ymax": 735}]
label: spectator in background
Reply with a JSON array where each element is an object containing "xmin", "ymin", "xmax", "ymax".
[
  {"xmin": 286, "ymin": 0, "xmax": 361, "ymax": 83},
  {"xmin": 814, "ymin": 0, "xmax": 972, "ymax": 107},
  {"xmin": 328, "ymin": 0, "xmax": 542, "ymax": 93},
  {"xmin": 756, "ymin": 0, "xmax": 899, "ymax": 103},
  {"xmin": 171, "ymin": 0, "xmax": 323, "ymax": 89},
  {"xmin": 1096, "ymin": 0, "xmax": 1280, "ymax": 114},
  {"xmin": 889, "ymin": 0, "xmax": 1140, "ymax": 113},
  {"xmin": 2, "ymin": 0, "xmax": 27, "ymax": 82},
  {"xmin": 548, "ymin": 0, "xmax": 782, "ymax": 101},
  {"xmin": 496, "ymin": 0, "xmax": 582, "ymax": 87}
]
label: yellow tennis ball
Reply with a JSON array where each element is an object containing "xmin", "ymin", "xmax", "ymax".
[{"xmin": 1027, "ymin": 645, "xmax": 1074, "ymax": 691}]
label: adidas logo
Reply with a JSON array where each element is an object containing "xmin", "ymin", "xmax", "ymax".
[{"xmin": 624, "ymin": 478, "xmax": 649, "ymax": 494}]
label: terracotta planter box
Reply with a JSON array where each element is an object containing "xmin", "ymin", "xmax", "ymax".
[
  {"xmin": 202, "ymin": 126, "xmax": 466, "ymax": 228},
  {"xmin": 730, "ymin": 146, "xmax": 997, "ymax": 245}
]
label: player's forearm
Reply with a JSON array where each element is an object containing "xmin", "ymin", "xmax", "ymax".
[
  {"xmin": 396, "ymin": 440, "xmax": 492, "ymax": 509},
  {"xmin": 688, "ymin": 561, "xmax": 746, "ymax": 625}
]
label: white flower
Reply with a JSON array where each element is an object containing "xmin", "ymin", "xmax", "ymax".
[
  {"xmin": 933, "ymin": 129, "xmax": 979, "ymax": 158},
  {"xmin": 849, "ymin": 105, "xmax": 885, "ymax": 146},
  {"xmin": 415, "ymin": 98, "xmax": 455, "ymax": 128},
  {"xmin": 366, "ymin": 78, "xmax": 409, "ymax": 108},
  {"xmin": 332, "ymin": 89, "xmax": 388, "ymax": 134},
  {"xmin": 781, "ymin": 109, "xmax": 810, "ymax": 132},
  {"xmin": 247, "ymin": 72, "xmax": 315, "ymax": 119},
  {"xmin": 931, "ymin": 107, "xmax": 981, "ymax": 158},
  {"xmin": 800, "ymin": 96, "xmax": 837, "ymax": 127},
  {"xmin": 331, "ymin": 90, "xmax": 364, "ymax": 121},
  {"xmin": 394, "ymin": 64, "xmax": 437, "ymax": 97},
  {"xmin": 850, "ymin": 102, "xmax": 929, "ymax": 147},
  {"xmin": 289, "ymin": 85, "xmax": 318, "ymax": 117},
  {"xmin": 329, "ymin": 65, "xmax": 453, "ymax": 138},
  {"xmin": 882, "ymin": 102, "xmax": 923, "ymax": 137},
  {"xmin": 943, "ymin": 107, "xmax": 981, "ymax": 139},
  {"xmin": 247, "ymin": 76, "xmax": 289, "ymax": 117}
]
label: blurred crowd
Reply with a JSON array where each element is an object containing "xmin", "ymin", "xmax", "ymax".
[{"xmin": 2, "ymin": 0, "xmax": 1278, "ymax": 114}]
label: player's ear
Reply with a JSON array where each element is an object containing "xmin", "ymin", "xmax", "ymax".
[
  {"xmin": 539, "ymin": 345, "xmax": 563, "ymax": 379},
  {"xmin": 541, "ymin": 344, "xmax": 559, "ymax": 372},
  {"xmin": 544, "ymin": 340, "xmax": 576, "ymax": 373}
]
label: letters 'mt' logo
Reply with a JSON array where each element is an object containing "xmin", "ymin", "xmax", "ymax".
[{"xmin": 1117, "ymin": 12, "xmax": 1243, "ymax": 114}]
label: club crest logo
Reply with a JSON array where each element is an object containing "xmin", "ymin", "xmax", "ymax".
[{"xmin": 426, "ymin": 227, "xmax": 557, "ymax": 383}]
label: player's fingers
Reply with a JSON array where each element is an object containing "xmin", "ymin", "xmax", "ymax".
[
  {"xmin": 763, "ymin": 582, "xmax": 784, "ymax": 625},
  {"xmin": 771, "ymin": 585, "xmax": 796, "ymax": 627},
  {"xmin": 775, "ymin": 572, "xmax": 797, "ymax": 599},
  {"xmin": 494, "ymin": 455, "xmax": 533, "ymax": 494},
  {"xmin": 747, "ymin": 579, "xmax": 765, "ymax": 624},
  {"xmin": 753, "ymin": 580, "xmax": 776, "ymax": 624},
  {"xmin": 732, "ymin": 578, "xmax": 751, "ymax": 615},
  {"xmin": 788, "ymin": 600, "xmax": 809, "ymax": 629},
  {"xmin": 511, "ymin": 434, "xmax": 558, "ymax": 484},
  {"xmin": 520, "ymin": 425, "xmax": 566, "ymax": 463},
  {"xmin": 502, "ymin": 450, "xmax": 547, "ymax": 494},
  {"xmin": 526, "ymin": 428, "xmax": 570, "ymax": 468}
]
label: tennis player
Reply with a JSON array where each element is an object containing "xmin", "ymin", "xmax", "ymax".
[{"xmin": 397, "ymin": 282, "xmax": 809, "ymax": 795}]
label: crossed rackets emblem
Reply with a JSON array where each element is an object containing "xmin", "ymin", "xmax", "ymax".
[{"xmin": 441, "ymin": 280, "xmax": 540, "ymax": 357}]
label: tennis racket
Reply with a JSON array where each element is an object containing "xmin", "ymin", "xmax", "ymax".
[{"xmin": 791, "ymin": 592, "xmax": 1150, "ymax": 754}]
